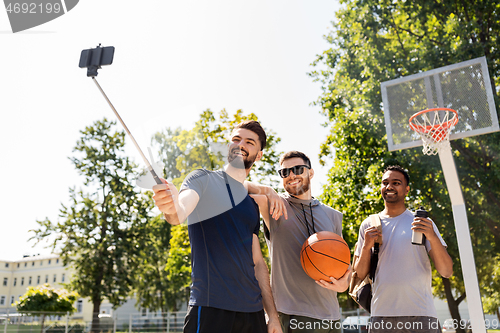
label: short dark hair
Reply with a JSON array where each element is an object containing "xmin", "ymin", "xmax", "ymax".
[
  {"xmin": 233, "ymin": 120, "xmax": 267, "ymax": 151},
  {"xmin": 383, "ymin": 165, "xmax": 410, "ymax": 185},
  {"xmin": 279, "ymin": 151, "xmax": 311, "ymax": 168}
]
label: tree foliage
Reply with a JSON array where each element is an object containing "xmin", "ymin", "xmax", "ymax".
[
  {"xmin": 130, "ymin": 214, "xmax": 172, "ymax": 314},
  {"xmin": 30, "ymin": 118, "xmax": 155, "ymax": 332},
  {"xmin": 309, "ymin": 0, "xmax": 500, "ymax": 318},
  {"xmin": 15, "ymin": 284, "xmax": 78, "ymax": 333},
  {"xmin": 16, "ymin": 284, "xmax": 78, "ymax": 313},
  {"xmin": 165, "ymin": 224, "xmax": 191, "ymax": 311}
]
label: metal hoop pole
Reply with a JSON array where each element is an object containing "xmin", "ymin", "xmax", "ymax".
[
  {"xmin": 410, "ymin": 107, "xmax": 487, "ymax": 332},
  {"xmin": 438, "ymin": 147, "xmax": 486, "ymax": 333},
  {"xmin": 92, "ymin": 77, "xmax": 162, "ymax": 185}
]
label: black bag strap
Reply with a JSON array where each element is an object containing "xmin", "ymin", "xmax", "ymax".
[{"xmin": 369, "ymin": 214, "xmax": 382, "ymax": 281}]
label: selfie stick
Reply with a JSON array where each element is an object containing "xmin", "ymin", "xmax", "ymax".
[{"xmin": 91, "ymin": 77, "xmax": 163, "ymax": 185}]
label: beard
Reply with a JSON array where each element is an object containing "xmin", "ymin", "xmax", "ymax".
[
  {"xmin": 228, "ymin": 147, "xmax": 258, "ymax": 170},
  {"xmin": 285, "ymin": 176, "xmax": 311, "ymax": 196}
]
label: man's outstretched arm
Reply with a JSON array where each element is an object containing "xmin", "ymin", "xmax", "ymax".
[{"xmin": 152, "ymin": 179, "xmax": 199, "ymax": 225}]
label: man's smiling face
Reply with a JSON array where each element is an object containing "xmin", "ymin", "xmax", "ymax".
[
  {"xmin": 381, "ymin": 170, "xmax": 409, "ymax": 204},
  {"xmin": 228, "ymin": 128, "xmax": 262, "ymax": 170},
  {"xmin": 281, "ymin": 157, "xmax": 312, "ymax": 196}
]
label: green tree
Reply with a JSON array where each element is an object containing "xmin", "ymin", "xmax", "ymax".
[
  {"xmin": 30, "ymin": 118, "xmax": 156, "ymax": 332},
  {"xmin": 165, "ymin": 223, "xmax": 191, "ymax": 326},
  {"xmin": 130, "ymin": 214, "xmax": 172, "ymax": 324},
  {"xmin": 309, "ymin": 0, "xmax": 500, "ymax": 322},
  {"xmin": 133, "ymin": 109, "xmax": 282, "ymax": 312},
  {"xmin": 15, "ymin": 284, "xmax": 78, "ymax": 333}
]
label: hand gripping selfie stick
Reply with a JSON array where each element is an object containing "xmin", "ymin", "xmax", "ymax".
[{"xmin": 79, "ymin": 44, "xmax": 163, "ymax": 185}]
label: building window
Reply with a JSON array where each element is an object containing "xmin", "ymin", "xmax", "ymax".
[
  {"xmin": 40, "ymin": 261, "xmax": 43, "ymax": 266},
  {"xmin": 53, "ymin": 274, "xmax": 56, "ymax": 283},
  {"xmin": 5, "ymin": 263, "xmax": 9, "ymax": 268},
  {"xmin": 0, "ymin": 296, "xmax": 5, "ymax": 305},
  {"xmin": 13, "ymin": 278, "xmax": 17, "ymax": 287},
  {"xmin": 3, "ymin": 278, "xmax": 7, "ymax": 286},
  {"xmin": 24, "ymin": 263, "xmax": 27, "ymax": 267},
  {"xmin": 45, "ymin": 275, "xmax": 48, "ymax": 283},
  {"xmin": 32, "ymin": 262, "xmax": 35, "ymax": 267},
  {"xmin": 48, "ymin": 260, "xmax": 51, "ymax": 264},
  {"xmin": 56, "ymin": 259, "xmax": 59, "ymax": 264},
  {"xmin": 61, "ymin": 274, "xmax": 65, "ymax": 282},
  {"xmin": 141, "ymin": 308, "xmax": 147, "ymax": 317},
  {"xmin": 17, "ymin": 264, "xmax": 19, "ymax": 268},
  {"xmin": 28, "ymin": 277, "xmax": 32, "ymax": 285},
  {"xmin": 10, "ymin": 296, "xmax": 14, "ymax": 305},
  {"xmin": 21, "ymin": 277, "xmax": 24, "ymax": 286},
  {"xmin": 37, "ymin": 276, "xmax": 40, "ymax": 284},
  {"xmin": 76, "ymin": 300, "xmax": 83, "ymax": 313}
]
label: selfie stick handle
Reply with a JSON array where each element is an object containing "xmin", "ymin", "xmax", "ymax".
[{"xmin": 92, "ymin": 77, "xmax": 163, "ymax": 185}]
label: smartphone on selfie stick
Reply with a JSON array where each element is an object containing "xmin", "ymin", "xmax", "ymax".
[{"xmin": 78, "ymin": 44, "xmax": 163, "ymax": 186}]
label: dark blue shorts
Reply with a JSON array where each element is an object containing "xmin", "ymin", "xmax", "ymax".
[{"xmin": 183, "ymin": 305, "xmax": 267, "ymax": 333}]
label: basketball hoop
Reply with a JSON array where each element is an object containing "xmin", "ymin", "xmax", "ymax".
[{"xmin": 409, "ymin": 108, "xmax": 458, "ymax": 155}]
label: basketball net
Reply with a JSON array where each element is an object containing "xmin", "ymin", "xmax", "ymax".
[{"xmin": 409, "ymin": 108, "xmax": 458, "ymax": 155}]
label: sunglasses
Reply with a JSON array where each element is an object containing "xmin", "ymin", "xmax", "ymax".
[{"xmin": 277, "ymin": 165, "xmax": 310, "ymax": 178}]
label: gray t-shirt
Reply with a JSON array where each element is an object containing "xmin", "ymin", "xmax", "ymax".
[
  {"xmin": 268, "ymin": 193, "xmax": 343, "ymax": 321},
  {"xmin": 179, "ymin": 169, "xmax": 248, "ymax": 224},
  {"xmin": 355, "ymin": 209, "xmax": 447, "ymax": 317}
]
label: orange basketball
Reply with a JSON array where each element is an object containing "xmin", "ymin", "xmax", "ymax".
[{"xmin": 300, "ymin": 231, "xmax": 350, "ymax": 281}]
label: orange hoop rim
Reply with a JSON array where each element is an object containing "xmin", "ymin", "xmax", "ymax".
[{"xmin": 409, "ymin": 107, "xmax": 458, "ymax": 134}]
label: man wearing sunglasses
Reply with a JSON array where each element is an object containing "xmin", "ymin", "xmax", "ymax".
[
  {"xmin": 152, "ymin": 121, "xmax": 282, "ymax": 333},
  {"xmin": 249, "ymin": 151, "xmax": 350, "ymax": 333}
]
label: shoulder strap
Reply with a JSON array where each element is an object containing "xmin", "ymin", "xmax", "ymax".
[
  {"xmin": 369, "ymin": 214, "xmax": 382, "ymax": 281},
  {"xmin": 222, "ymin": 172, "xmax": 236, "ymax": 208},
  {"xmin": 369, "ymin": 214, "xmax": 383, "ymax": 245}
]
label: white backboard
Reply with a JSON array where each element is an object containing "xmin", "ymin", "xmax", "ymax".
[{"xmin": 381, "ymin": 56, "xmax": 499, "ymax": 151}]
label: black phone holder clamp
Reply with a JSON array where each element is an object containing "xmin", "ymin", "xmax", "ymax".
[{"xmin": 78, "ymin": 44, "xmax": 115, "ymax": 77}]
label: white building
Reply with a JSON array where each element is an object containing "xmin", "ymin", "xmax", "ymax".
[{"xmin": 0, "ymin": 253, "xmax": 187, "ymax": 324}]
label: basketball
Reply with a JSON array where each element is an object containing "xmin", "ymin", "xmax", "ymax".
[{"xmin": 300, "ymin": 231, "xmax": 350, "ymax": 281}]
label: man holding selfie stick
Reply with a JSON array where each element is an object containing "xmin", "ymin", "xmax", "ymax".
[
  {"xmin": 80, "ymin": 47, "xmax": 280, "ymax": 333},
  {"xmin": 354, "ymin": 165, "xmax": 453, "ymax": 333},
  {"xmin": 152, "ymin": 121, "xmax": 281, "ymax": 333}
]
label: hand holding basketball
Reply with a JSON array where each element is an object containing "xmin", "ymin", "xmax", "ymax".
[
  {"xmin": 316, "ymin": 265, "xmax": 352, "ymax": 292},
  {"xmin": 300, "ymin": 231, "xmax": 351, "ymax": 281}
]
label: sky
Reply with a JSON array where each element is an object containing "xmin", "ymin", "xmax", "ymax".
[{"xmin": 0, "ymin": 0, "xmax": 341, "ymax": 261}]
